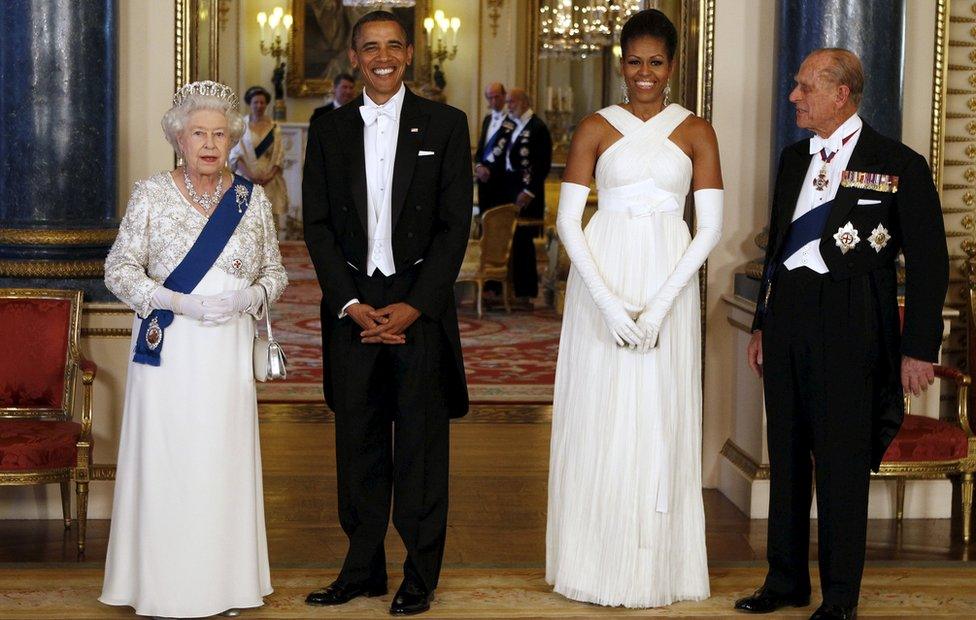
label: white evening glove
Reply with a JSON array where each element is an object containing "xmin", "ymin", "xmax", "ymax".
[
  {"xmin": 556, "ymin": 182, "xmax": 644, "ymax": 347},
  {"xmin": 637, "ymin": 188, "xmax": 723, "ymax": 353},
  {"xmin": 150, "ymin": 286, "xmax": 233, "ymax": 325},
  {"xmin": 213, "ymin": 285, "xmax": 265, "ymax": 316}
]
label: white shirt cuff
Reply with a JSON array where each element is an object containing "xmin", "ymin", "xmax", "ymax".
[
  {"xmin": 521, "ymin": 189, "xmax": 535, "ymax": 199},
  {"xmin": 339, "ymin": 298, "xmax": 359, "ymax": 318}
]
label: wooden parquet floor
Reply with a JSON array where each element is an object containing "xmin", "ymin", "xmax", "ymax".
[{"xmin": 2, "ymin": 406, "xmax": 976, "ymax": 617}]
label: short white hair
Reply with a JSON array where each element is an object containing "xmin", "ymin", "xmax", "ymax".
[{"xmin": 160, "ymin": 93, "xmax": 245, "ymax": 158}]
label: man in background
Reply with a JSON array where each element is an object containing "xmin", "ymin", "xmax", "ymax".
[
  {"xmin": 474, "ymin": 82, "xmax": 515, "ymax": 212},
  {"xmin": 310, "ymin": 72, "xmax": 356, "ymax": 124}
]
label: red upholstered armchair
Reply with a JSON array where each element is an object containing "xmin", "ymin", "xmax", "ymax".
[
  {"xmin": 0, "ymin": 288, "xmax": 96, "ymax": 553},
  {"xmin": 875, "ymin": 305, "xmax": 976, "ymax": 543}
]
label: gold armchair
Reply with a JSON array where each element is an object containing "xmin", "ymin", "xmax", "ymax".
[
  {"xmin": 0, "ymin": 288, "xmax": 97, "ymax": 554},
  {"xmin": 875, "ymin": 367, "xmax": 974, "ymax": 542},
  {"xmin": 457, "ymin": 204, "xmax": 519, "ymax": 318}
]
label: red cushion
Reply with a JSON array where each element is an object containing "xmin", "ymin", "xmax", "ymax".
[
  {"xmin": 0, "ymin": 297, "xmax": 72, "ymax": 408},
  {"xmin": 882, "ymin": 414, "xmax": 969, "ymax": 463},
  {"xmin": 0, "ymin": 420, "xmax": 81, "ymax": 471}
]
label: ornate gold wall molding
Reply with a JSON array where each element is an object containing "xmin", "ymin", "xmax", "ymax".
[
  {"xmin": 0, "ymin": 260, "xmax": 104, "ymax": 278},
  {"xmin": 0, "ymin": 228, "xmax": 117, "ymax": 246},
  {"xmin": 81, "ymin": 328, "xmax": 132, "ymax": 338}
]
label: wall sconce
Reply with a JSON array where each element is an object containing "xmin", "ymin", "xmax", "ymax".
[
  {"xmin": 256, "ymin": 6, "xmax": 293, "ymax": 119},
  {"xmin": 423, "ymin": 9, "xmax": 459, "ymax": 88}
]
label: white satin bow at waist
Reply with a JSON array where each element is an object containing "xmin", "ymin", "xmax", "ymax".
[{"xmin": 598, "ymin": 177, "xmax": 683, "ymax": 218}]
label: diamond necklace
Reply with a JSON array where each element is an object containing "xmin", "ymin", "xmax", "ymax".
[{"xmin": 182, "ymin": 166, "xmax": 224, "ymax": 215}]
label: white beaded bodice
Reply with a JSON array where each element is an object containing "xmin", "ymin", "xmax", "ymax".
[{"xmin": 104, "ymin": 172, "xmax": 288, "ymax": 317}]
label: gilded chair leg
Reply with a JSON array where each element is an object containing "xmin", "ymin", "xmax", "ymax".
[
  {"xmin": 476, "ymin": 280, "xmax": 484, "ymax": 319},
  {"xmin": 59, "ymin": 480, "xmax": 71, "ymax": 529},
  {"xmin": 895, "ymin": 478, "xmax": 906, "ymax": 524},
  {"xmin": 76, "ymin": 480, "xmax": 89, "ymax": 555},
  {"xmin": 962, "ymin": 471, "xmax": 974, "ymax": 545}
]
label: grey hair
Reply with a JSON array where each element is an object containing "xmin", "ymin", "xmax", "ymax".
[
  {"xmin": 812, "ymin": 48, "xmax": 864, "ymax": 106},
  {"xmin": 160, "ymin": 93, "xmax": 246, "ymax": 158}
]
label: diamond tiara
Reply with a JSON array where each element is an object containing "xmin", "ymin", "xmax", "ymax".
[{"xmin": 172, "ymin": 80, "xmax": 240, "ymax": 108}]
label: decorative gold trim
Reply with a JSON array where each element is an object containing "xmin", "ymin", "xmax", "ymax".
[
  {"xmin": 0, "ymin": 468, "xmax": 72, "ymax": 486},
  {"xmin": 81, "ymin": 328, "xmax": 132, "ymax": 338},
  {"xmin": 256, "ymin": 402, "xmax": 554, "ymax": 424},
  {"xmin": 721, "ymin": 439, "xmax": 769, "ymax": 480},
  {"xmin": 933, "ymin": 0, "xmax": 949, "ymax": 189},
  {"xmin": 0, "ymin": 228, "xmax": 117, "ymax": 246},
  {"xmin": 486, "ymin": 0, "xmax": 504, "ymax": 37},
  {"xmin": 0, "ymin": 260, "xmax": 103, "ymax": 278},
  {"xmin": 0, "ymin": 288, "xmax": 83, "ymax": 422},
  {"xmin": 92, "ymin": 464, "xmax": 117, "ymax": 481}
]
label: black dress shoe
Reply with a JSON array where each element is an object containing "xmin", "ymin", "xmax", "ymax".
[
  {"xmin": 734, "ymin": 586, "xmax": 810, "ymax": 613},
  {"xmin": 305, "ymin": 578, "xmax": 387, "ymax": 606},
  {"xmin": 389, "ymin": 580, "xmax": 433, "ymax": 616},
  {"xmin": 810, "ymin": 603, "xmax": 857, "ymax": 619}
]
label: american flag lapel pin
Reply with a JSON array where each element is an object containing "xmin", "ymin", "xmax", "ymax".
[{"xmin": 410, "ymin": 127, "xmax": 419, "ymax": 133}]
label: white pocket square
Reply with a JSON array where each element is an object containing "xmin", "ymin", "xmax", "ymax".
[
  {"xmin": 857, "ymin": 198, "xmax": 882, "ymax": 205},
  {"xmin": 418, "ymin": 150, "xmax": 435, "ymax": 157}
]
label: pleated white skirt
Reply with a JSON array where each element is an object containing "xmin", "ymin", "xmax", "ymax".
[{"xmin": 546, "ymin": 209, "xmax": 709, "ymax": 608}]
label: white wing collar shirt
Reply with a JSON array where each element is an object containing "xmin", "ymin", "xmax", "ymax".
[
  {"xmin": 360, "ymin": 83, "xmax": 406, "ymax": 278},
  {"xmin": 783, "ymin": 112, "xmax": 862, "ymax": 273}
]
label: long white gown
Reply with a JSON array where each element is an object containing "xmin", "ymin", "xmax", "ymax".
[
  {"xmin": 100, "ymin": 173, "xmax": 287, "ymax": 618},
  {"xmin": 546, "ymin": 104, "xmax": 709, "ymax": 607}
]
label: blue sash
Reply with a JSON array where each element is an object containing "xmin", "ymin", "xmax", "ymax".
[
  {"xmin": 779, "ymin": 199, "xmax": 834, "ymax": 264},
  {"xmin": 482, "ymin": 122, "xmax": 509, "ymax": 161},
  {"xmin": 254, "ymin": 127, "xmax": 275, "ymax": 159},
  {"xmin": 132, "ymin": 175, "xmax": 254, "ymax": 366}
]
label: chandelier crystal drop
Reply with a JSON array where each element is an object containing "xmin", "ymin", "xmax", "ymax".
[
  {"xmin": 342, "ymin": 0, "xmax": 416, "ymax": 7},
  {"xmin": 539, "ymin": 0, "xmax": 642, "ymax": 60}
]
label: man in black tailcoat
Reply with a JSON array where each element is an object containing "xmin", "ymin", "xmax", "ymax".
[
  {"xmin": 735, "ymin": 49, "xmax": 948, "ymax": 620},
  {"xmin": 302, "ymin": 10, "xmax": 472, "ymax": 616},
  {"xmin": 474, "ymin": 81, "xmax": 516, "ymax": 211},
  {"xmin": 504, "ymin": 87, "xmax": 552, "ymax": 302},
  {"xmin": 309, "ymin": 72, "xmax": 356, "ymax": 124}
]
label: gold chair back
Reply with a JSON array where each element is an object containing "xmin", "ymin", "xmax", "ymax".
[{"xmin": 480, "ymin": 204, "xmax": 519, "ymax": 272}]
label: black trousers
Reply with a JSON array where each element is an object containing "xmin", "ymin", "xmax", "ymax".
[
  {"xmin": 328, "ymin": 270, "xmax": 451, "ymax": 593},
  {"xmin": 761, "ymin": 267, "xmax": 880, "ymax": 607},
  {"xmin": 511, "ymin": 223, "xmax": 540, "ymax": 298}
]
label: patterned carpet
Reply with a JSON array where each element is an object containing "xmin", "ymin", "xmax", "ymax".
[
  {"xmin": 257, "ymin": 242, "xmax": 561, "ymax": 403},
  {"xmin": 6, "ymin": 566, "xmax": 976, "ymax": 617}
]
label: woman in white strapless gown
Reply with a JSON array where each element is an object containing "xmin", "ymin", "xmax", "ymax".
[{"xmin": 546, "ymin": 9, "xmax": 724, "ymax": 608}]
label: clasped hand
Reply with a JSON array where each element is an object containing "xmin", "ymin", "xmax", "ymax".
[
  {"xmin": 347, "ymin": 302, "xmax": 420, "ymax": 345},
  {"xmin": 597, "ymin": 294, "xmax": 665, "ymax": 353}
]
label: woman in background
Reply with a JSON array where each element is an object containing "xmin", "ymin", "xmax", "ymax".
[{"xmin": 230, "ymin": 85, "xmax": 289, "ymax": 235}]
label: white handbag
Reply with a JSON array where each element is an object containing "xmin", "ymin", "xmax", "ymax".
[{"xmin": 253, "ymin": 288, "xmax": 287, "ymax": 382}]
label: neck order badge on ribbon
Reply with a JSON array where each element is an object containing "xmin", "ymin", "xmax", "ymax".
[{"xmin": 132, "ymin": 175, "xmax": 254, "ymax": 366}]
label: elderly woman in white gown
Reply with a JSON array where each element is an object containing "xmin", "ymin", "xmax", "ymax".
[{"xmin": 100, "ymin": 81, "xmax": 287, "ymax": 618}]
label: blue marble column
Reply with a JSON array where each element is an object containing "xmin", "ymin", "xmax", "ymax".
[
  {"xmin": 773, "ymin": 0, "xmax": 906, "ymax": 162},
  {"xmin": 0, "ymin": 0, "xmax": 118, "ymax": 298},
  {"xmin": 737, "ymin": 0, "xmax": 906, "ymax": 301}
]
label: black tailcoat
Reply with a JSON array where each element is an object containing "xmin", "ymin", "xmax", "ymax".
[
  {"xmin": 474, "ymin": 113, "xmax": 516, "ymax": 210},
  {"xmin": 303, "ymin": 88, "xmax": 472, "ymax": 418},
  {"xmin": 753, "ymin": 122, "xmax": 948, "ymax": 468},
  {"xmin": 309, "ymin": 101, "xmax": 337, "ymax": 125},
  {"xmin": 302, "ymin": 87, "xmax": 473, "ymax": 591}
]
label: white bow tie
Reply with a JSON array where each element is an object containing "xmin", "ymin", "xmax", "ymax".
[
  {"xmin": 809, "ymin": 133, "xmax": 842, "ymax": 156},
  {"xmin": 360, "ymin": 104, "xmax": 395, "ymax": 126}
]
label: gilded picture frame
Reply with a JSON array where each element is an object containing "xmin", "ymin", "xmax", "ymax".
[{"xmin": 286, "ymin": 0, "xmax": 431, "ymax": 97}]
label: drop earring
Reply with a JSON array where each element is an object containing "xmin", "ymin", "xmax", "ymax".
[
  {"xmin": 621, "ymin": 83, "xmax": 630, "ymax": 105},
  {"xmin": 663, "ymin": 84, "xmax": 672, "ymax": 107}
]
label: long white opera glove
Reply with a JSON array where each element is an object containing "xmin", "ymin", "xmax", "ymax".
[
  {"xmin": 150, "ymin": 286, "xmax": 233, "ymax": 325},
  {"xmin": 556, "ymin": 182, "xmax": 644, "ymax": 347},
  {"xmin": 637, "ymin": 188, "xmax": 723, "ymax": 353}
]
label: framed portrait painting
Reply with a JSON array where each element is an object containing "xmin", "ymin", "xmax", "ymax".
[{"xmin": 287, "ymin": 0, "xmax": 431, "ymax": 97}]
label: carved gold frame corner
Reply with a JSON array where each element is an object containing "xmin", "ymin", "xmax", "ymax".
[{"xmin": 175, "ymin": 0, "xmax": 220, "ymax": 92}]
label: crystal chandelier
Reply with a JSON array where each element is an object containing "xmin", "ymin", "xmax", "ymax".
[
  {"xmin": 539, "ymin": 0, "xmax": 642, "ymax": 59},
  {"xmin": 342, "ymin": 0, "xmax": 416, "ymax": 7}
]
